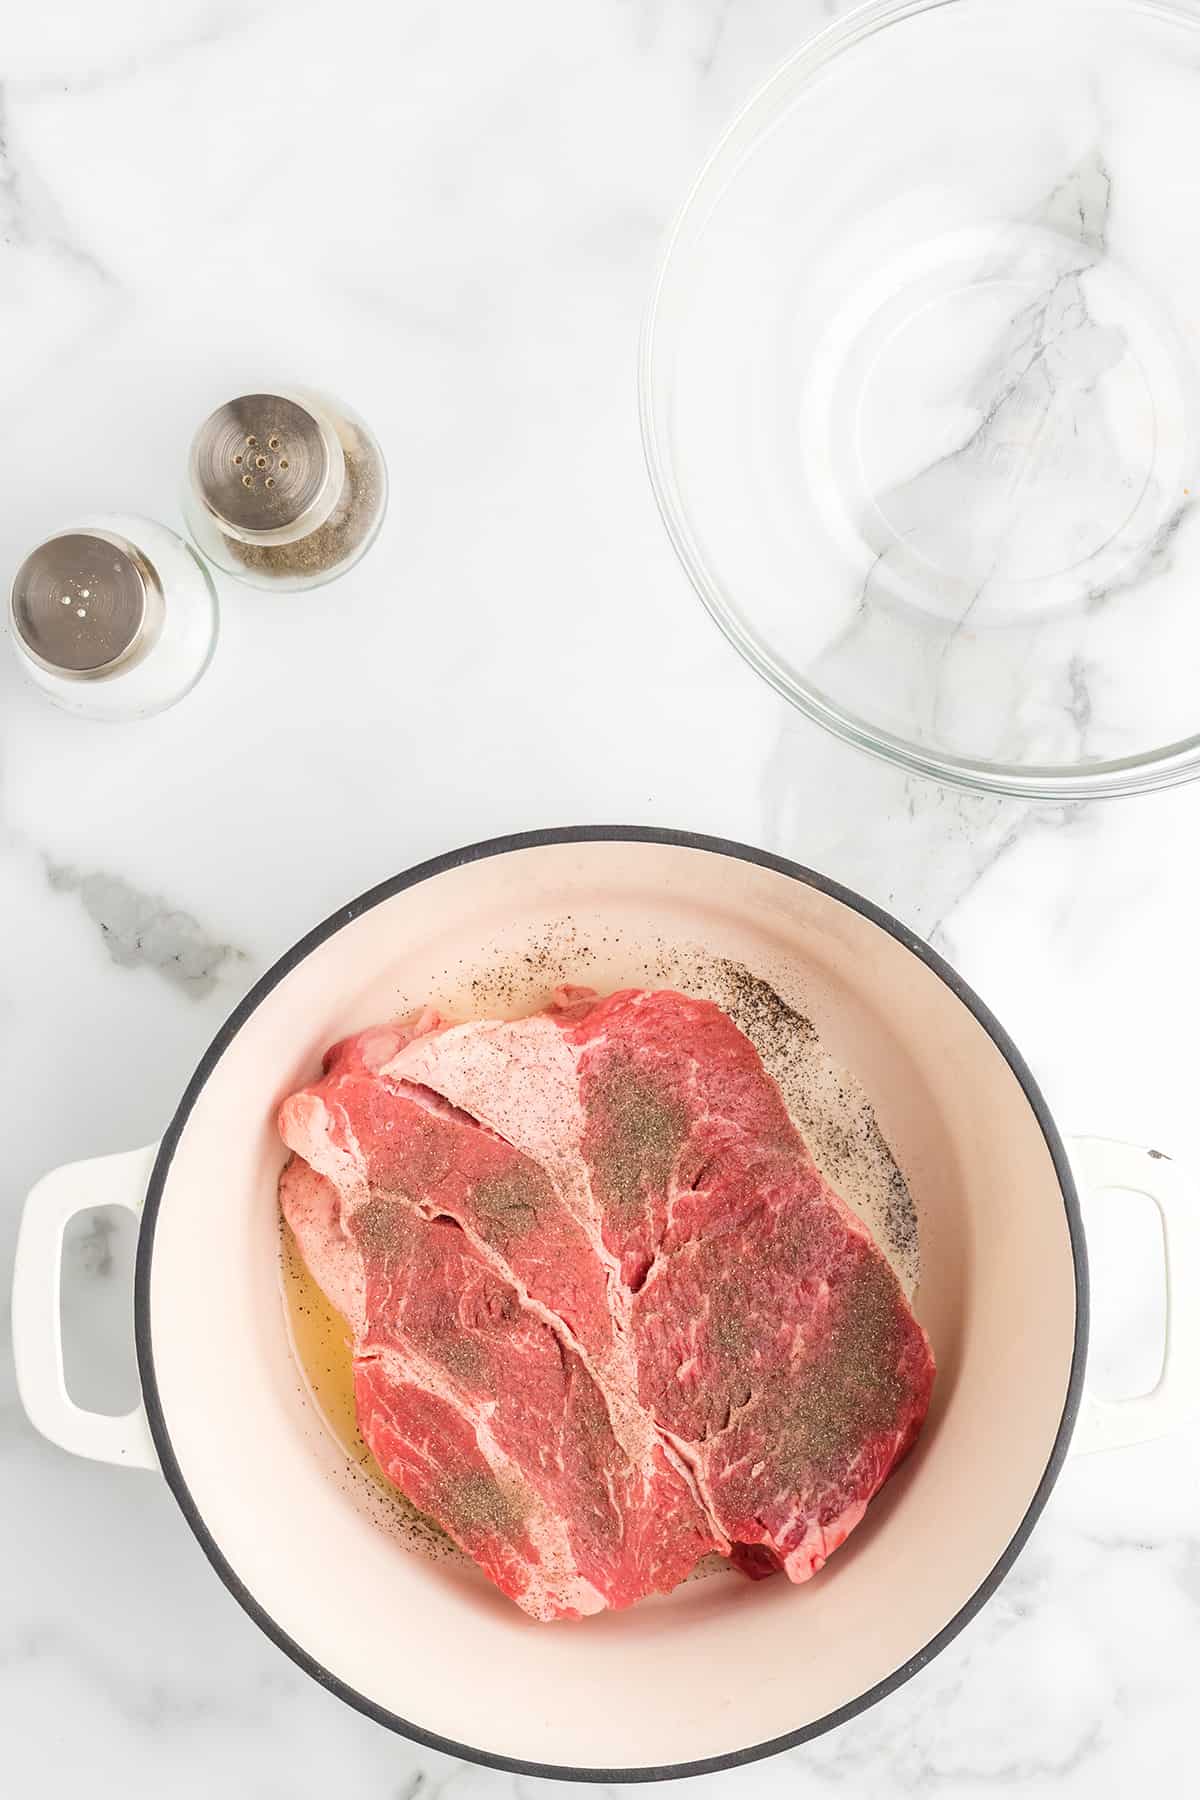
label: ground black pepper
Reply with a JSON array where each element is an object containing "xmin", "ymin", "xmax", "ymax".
[
  {"xmin": 443, "ymin": 1470, "xmax": 526, "ymax": 1537},
  {"xmin": 223, "ymin": 424, "xmax": 384, "ymax": 580},
  {"xmin": 587, "ymin": 1055, "xmax": 688, "ymax": 1223}
]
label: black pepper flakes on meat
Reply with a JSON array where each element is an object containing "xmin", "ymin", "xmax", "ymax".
[
  {"xmin": 444, "ymin": 1470, "xmax": 526, "ymax": 1537},
  {"xmin": 471, "ymin": 1168, "xmax": 542, "ymax": 1239},
  {"xmin": 587, "ymin": 1052, "xmax": 689, "ymax": 1222},
  {"xmin": 767, "ymin": 1259, "xmax": 908, "ymax": 1474}
]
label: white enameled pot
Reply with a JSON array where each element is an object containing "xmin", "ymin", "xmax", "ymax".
[{"xmin": 12, "ymin": 830, "xmax": 1200, "ymax": 1780}]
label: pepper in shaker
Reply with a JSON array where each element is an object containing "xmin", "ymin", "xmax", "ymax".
[
  {"xmin": 8, "ymin": 516, "xmax": 218, "ymax": 720},
  {"xmin": 183, "ymin": 389, "xmax": 388, "ymax": 592}
]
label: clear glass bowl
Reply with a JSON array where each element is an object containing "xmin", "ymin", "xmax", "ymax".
[{"xmin": 641, "ymin": 0, "xmax": 1200, "ymax": 798}]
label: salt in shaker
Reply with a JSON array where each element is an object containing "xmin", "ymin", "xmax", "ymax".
[
  {"xmin": 8, "ymin": 515, "xmax": 218, "ymax": 721},
  {"xmin": 183, "ymin": 389, "xmax": 387, "ymax": 592}
]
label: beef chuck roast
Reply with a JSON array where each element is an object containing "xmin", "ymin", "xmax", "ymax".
[{"xmin": 279, "ymin": 989, "xmax": 935, "ymax": 1618}]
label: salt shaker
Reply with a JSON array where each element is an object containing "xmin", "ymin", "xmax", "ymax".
[
  {"xmin": 8, "ymin": 515, "xmax": 218, "ymax": 721},
  {"xmin": 183, "ymin": 389, "xmax": 387, "ymax": 592}
]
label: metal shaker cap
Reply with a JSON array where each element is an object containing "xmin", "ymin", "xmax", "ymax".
[
  {"xmin": 189, "ymin": 394, "xmax": 342, "ymax": 541},
  {"xmin": 10, "ymin": 531, "xmax": 163, "ymax": 678}
]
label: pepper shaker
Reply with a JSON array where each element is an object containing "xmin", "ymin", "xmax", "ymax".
[
  {"xmin": 8, "ymin": 515, "xmax": 218, "ymax": 720},
  {"xmin": 183, "ymin": 389, "xmax": 387, "ymax": 592}
]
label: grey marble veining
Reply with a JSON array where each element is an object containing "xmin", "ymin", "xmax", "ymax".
[
  {"xmin": 1, "ymin": 2, "xmax": 1198, "ymax": 1796},
  {"xmin": 44, "ymin": 863, "xmax": 246, "ymax": 998},
  {"xmin": 0, "ymin": 82, "xmax": 116, "ymax": 288}
]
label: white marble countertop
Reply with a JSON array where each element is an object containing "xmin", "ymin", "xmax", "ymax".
[{"xmin": 2, "ymin": 1, "xmax": 1199, "ymax": 1794}]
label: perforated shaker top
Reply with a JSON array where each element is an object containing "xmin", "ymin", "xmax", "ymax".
[
  {"xmin": 11, "ymin": 532, "xmax": 157, "ymax": 675},
  {"xmin": 190, "ymin": 394, "xmax": 332, "ymax": 535}
]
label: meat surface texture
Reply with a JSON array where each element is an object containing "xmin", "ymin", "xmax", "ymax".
[{"xmin": 278, "ymin": 989, "xmax": 935, "ymax": 1620}]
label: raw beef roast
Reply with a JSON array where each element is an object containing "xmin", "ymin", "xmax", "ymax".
[
  {"xmin": 279, "ymin": 990, "xmax": 935, "ymax": 1619},
  {"xmin": 279, "ymin": 1029, "xmax": 718, "ymax": 1620}
]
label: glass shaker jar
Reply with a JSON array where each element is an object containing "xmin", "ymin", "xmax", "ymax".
[
  {"xmin": 8, "ymin": 515, "xmax": 218, "ymax": 720},
  {"xmin": 183, "ymin": 389, "xmax": 387, "ymax": 592}
]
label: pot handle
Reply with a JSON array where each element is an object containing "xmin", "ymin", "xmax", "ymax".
[
  {"xmin": 1069, "ymin": 1136, "xmax": 1200, "ymax": 1455},
  {"xmin": 11, "ymin": 1145, "xmax": 159, "ymax": 1470}
]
